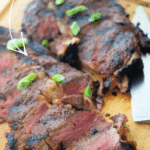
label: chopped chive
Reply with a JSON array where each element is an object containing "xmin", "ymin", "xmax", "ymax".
[
  {"xmin": 55, "ymin": 0, "xmax": 65, "ymax": 6},
  {"xmin": 70, "ymin": 21, "xmax": 81, "ymax": 36},
  {"xmin": 7, "ymin": 38, "xmax": 28, "ymax": 50},
  {"xmin": 84, "ymin": 85, "xmax": 93, "ymax": 98},
  {"xmin": 17, "ymin": 73, "xmax": 37, "ymax": 90},
  {"xmin": 88, "ymin": 12, "xmax": 102, "ymax": 23},
  {"xmin": 52, "ymin": 74, "xmax": 65, "ymax": 83},
  {"xmin": 41, "ymin": 40, "xmax": 49, "ymax": 48},
  {"xmin": 66, "ymin": 5, "xmax": 88, "ymax": 16}
]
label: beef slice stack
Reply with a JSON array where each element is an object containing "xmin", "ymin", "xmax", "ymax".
[
  {"xmin": 22, "ymin": 0, "xmax": 150, "ymax": 96},
  {"xmin": 0, "ymin": 25, "xmax": 136, "ymax": 149}
]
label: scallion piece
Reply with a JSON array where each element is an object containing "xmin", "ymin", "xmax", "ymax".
[
  {"xmin": 66, "ymin": 5, "xmax": 88, "ymax": 16},
  {"xmin": 17, "ymin": 73, "xmax": 37, "ymax": 90},
  {"xmin": 88, "ymin": 12, "xmax": 102, "ymax": 23},
  {"xmin": 52, "ymin": 74, "xmax": 65, "ymax": 83},
  {"xmin": 6, "ymin": 38, "xmax": 28, "ymax": 50},
  {"xmin": 41, "ymin": 40, "xmax": 49, "ymax": 48},
  {"xmin": 84, "ymin": 85, "xmax": 93, "ymax": 98},
  {"xmin": 70, "ymin": 21, "xmax": 81, "ymax": 36},
  {"xmin": 55, "ymin": 0, "xmax": 65, "ymax": 5}
]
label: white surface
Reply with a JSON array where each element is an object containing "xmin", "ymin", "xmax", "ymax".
[{"xmin": 131, "ymin": 6, "xmax": 150, "ymax": 122}]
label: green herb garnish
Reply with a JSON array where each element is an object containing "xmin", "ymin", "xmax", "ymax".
[
  {"xmin": 55, "ymin": 0, "xmax": 66, "ymax": 5},
  {"xmin": 84, "ymin": 85, "xmax": 93, "ymax": 98},
  {"xmin": 88, "ymin": 12, "xmax": 102, "ymax": 23},
  {"xmin": 41, "ymin": 40, "xmax": 49, "ymax": 48},
  {"xmin": 17, "ymin": 73, "xmax": 37, "ymax": 90},
  {"xmin": 52, "ymin": 74, "xmax": 65, "ymax": 83},
  {"xmin": 70, "ymin": 21, "xmax": 81, "ymax": 36},
  {"xmin": 7, "ymin": 38, "xmax": 28, "ymax": 50},
  {"xmin": 126, "ymin": 125, "xmax": 129, "ymax": 127},
  {"xmin": 66, "ymin": 5, "xmax": 88, "ymax": 16}
]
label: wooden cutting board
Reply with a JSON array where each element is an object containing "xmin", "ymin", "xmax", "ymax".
[{"xmin": 0, "ymin": 0, "xmax": 150, "ymax": 150}]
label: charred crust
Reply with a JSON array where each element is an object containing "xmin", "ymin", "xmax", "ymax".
[
  {"xmin": 11, "ymin": 123, "xmax": 18, "ymax": 130},
  {"xmin": 108, "ymin": 1, "xmax": 129, "ymax": 17},
  {"xmin": 129, "ymin": 47, "xmax": 135, "ymax": 53},
  {"xmin": 117, "ymin": 66, "xmax": 128, "ymax": 76},
  {"xmin": 21, "ymin": 24, "xmax": 26, "ymax": 33},
  {"xmin": 113, "ymin": 125, "xmax": 118, "ymax": 128},
  {"xmin": 0, "ymin": 93, "xmax": 7, "ymax": 101},
  {"xmin": 136, "ymin": 22, "xmax": 150, "ymax": 54},
  {"xmin": 28, "ymin": 42, "xmax": 47, "ymax": 55},
  {"xmin": 0, "ymin": 26, "xmax": 5, "ymax": 35},
  {"xmin": 117, "ymin": 21, "xmax": 128, "ymax": 26},
  {"xmin": 26, "ymin": 134, "xmax": 46, "ymax": 146},
  {"xmin": 111, "ymin": 115, "xmax": 119, "ymax": 124},
  {"xmin": 6, "ymin": 133, "xmax": 17, "ymax": 150},
  {"xmin": 116, "ymin": 57, "xmax": 143, "ymax": 78},
  {"xmin": 58, "ymin": 43, "xmax": 79, "ymax": 68},
  {"xmin": 91, "ymin": 129, "xmax": 98, "ymax": 135},
  {"xmin": 112, "ymin": 92, "xmax": 117, "ymax": 96},
  {"xmin": 56, "ymin": 2, "xmax": 73, "ymax": 18},
  {"xmin": 126, "ymin": 56, "xmax": 143, "ymax": 79},
  {"xmin": 54, "ymin": 141, "xmax": 64, "ymax": 150},
  {"xmin": 121, "ymin": 142, "xmax": 137, "ymax": 150},
  {"xmin": 102, "ymin": 77, "xmax": 112, "ymax": 93},
  {"xmin": 105, "ymin": 113, "xmax": 111, "ymax": 117},
  {"xmin": 93, "ymin": 81, "xmax": 100, "ymax": 89}
]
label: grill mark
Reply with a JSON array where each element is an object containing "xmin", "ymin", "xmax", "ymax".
[
  {"xmin": 55, "ymin": 2, "xmax": 73, "ymax": 18},
  {"xmin": 81, "ymin": 50, "xmax": 93, "ymax": 59},
  {"xmin": 81, "ymin": 36, "xmax": 93, "ymax": 43},
  {"xmin": 28, "ymin": 42, "xmax": 47, "ymax": 55},
  {"xmin": 6, "ymin": 133, "xmax": 17, "ymax": 150},
  {"xmin": 26, "ymin": 134, "xmax": 46, "ymax": 146},
  {"xmin": 108, "ymin": 1, "xmax": 129, "ymax": 16},
  {"xmin": 95, "ymin": 24, "xmax": 121, "ymax": 35},
  {"xmin": 0, "ymin": 26, "xmax": 5, "ymax": 34}
]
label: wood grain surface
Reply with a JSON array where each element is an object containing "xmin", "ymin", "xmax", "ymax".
[{"xmin": 0, "ymin": 0, "xmax": 150, "ymax": 150}]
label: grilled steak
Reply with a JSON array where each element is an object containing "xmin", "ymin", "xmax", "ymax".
[{"xmin": 22, "ymin": 0, "xmax": 150, "ymax": 96}]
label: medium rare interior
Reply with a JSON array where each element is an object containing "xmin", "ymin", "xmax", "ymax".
[{"xmin": 0, "ymin": 26, "xmax": 136, "ymax": 149}]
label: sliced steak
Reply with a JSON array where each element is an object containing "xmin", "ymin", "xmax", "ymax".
[
  {"xmin": 6, "ymin": 98, "xmax": 136, "ymax": 150},
  {"xmin": 66, "ymin": 114, "xmax": 136, "ymax": 150},
  {"xmin": 0, "ymin": 26, "xmax": 99, "ymax": 113},
  {"xmin": 22, "ymin": 0, "xmax": 150, "ymax": 96}
]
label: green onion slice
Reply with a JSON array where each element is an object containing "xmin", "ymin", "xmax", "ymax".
[
  {"xmin": 6, "ymin": 38, "xmax": 28, "ymax": 50},
  {"xmin": 41, "ymin": 40, "xmax": 49, "ymax": 48},
  {"xmin": 66, "ymin": 5, "xmax": 88, "ymax": 16},
  {"xmin": 55, "ymin": 0, "xmax": 66, "ymax": 5},
  {"xmin": 84, "ymin": 85, "xmax": 93, "ymax": 98},
  {"xmin": 70, "ymin": 21, "xmax": 81, "ymax": 36},
  {"xmin": 51, "ymin": 74, "xmax": 65, "ymax": 83},
  {"xmin": 88, "ymin": 12, "xmax": 102, "ymax": 23},
  {"xmin": 17, "ymin": 73, "xmax": 37, "ymax": 90}
]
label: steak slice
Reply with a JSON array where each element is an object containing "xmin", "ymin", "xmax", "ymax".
[
  {"xmin": 0, "ymin": 26, "xmax": 100, "ymax": 126},
  {"xmin": 22, "ymin": 0, "xmax": 150, "ymax": 96},
  {"xmin": 5, "ymin": 103, "xmax": 136, "ymax": 150},
  {"xmin": 66, "ymin": 114, "xmax": 136, "ymax": 150}
]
